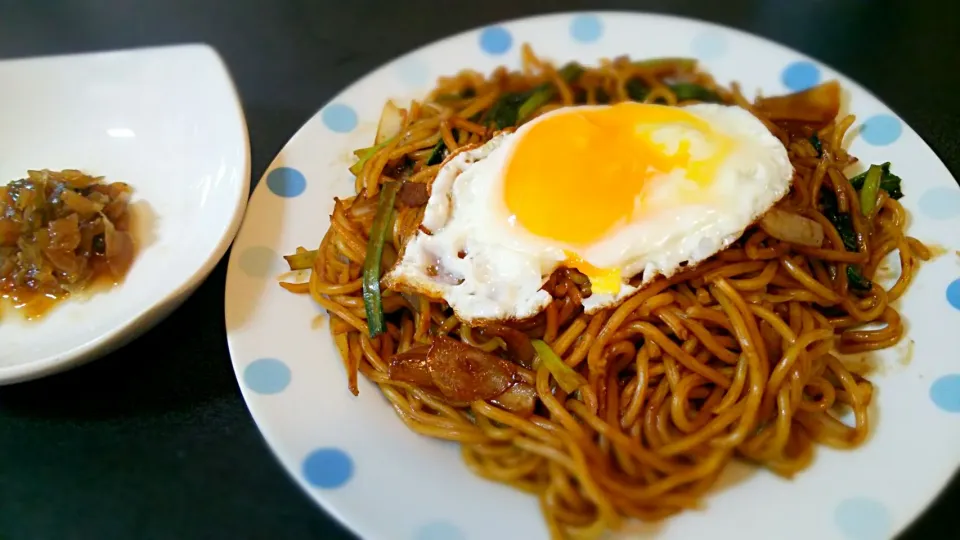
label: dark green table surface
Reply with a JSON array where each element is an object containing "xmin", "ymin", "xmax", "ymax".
[{"xmin": 1, "ymin": 1, "xmax": 957, "ymax": 539}]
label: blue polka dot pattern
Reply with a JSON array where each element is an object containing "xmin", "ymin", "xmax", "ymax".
[
  {"xmin": 781, "ymin": 61, "xmax": 821, "ymax": 91},
  {"xmin": 303, "ymin": 447, "xmax": 354, "ymax": 489},
  {"xmin": 931, "ymin": 374, "xmax": 960, "ymax": 412},
  {"xmin": 266, "ymin": 167, "xmax": 307, "ymax": 198},
  {"xmin": 414, "ymin": 521, "xmax": 465, "ymax": 540},
  {"xmin": 321, "ymin": 103, "xmax": 358, "ymax": 133},
  {"xmin": 860, "ymin": 114, "xmax": 902, "ymax": 146},
  {"xmin": 479, "ymin": 26, "xmax": 512, "ymax": 55},
  {"xmin": 834, "ymin": 497, "xmax": 892, "ymax": 540},
  {"xmin": 239, "ymin": 246, "xmax": 279, "ymax": 278},
  {"xmin": 570, "ymin": 14, "xmax": 603, "ymax": 43},
  {"xmin": 948, "ymin": 279, "xmax": 960, "ymax": 311},
  {"xmin": 918, "ymin": 187, "xmax": 960, "ymax": 220},
  {"xmin": 691, "ymin": 31, "xmax": 728, "ymax": 60},
  {"xmin": 243, "ymin": 358, "xmax": 291, "ymax": 395}
]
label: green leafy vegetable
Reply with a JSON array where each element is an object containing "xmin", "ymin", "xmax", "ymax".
[
  {"xmin": 846, "ymin": 266, "xmax": 872, "ymax": 292},
  {"xmin": 426, "ymin": 128, "xmax": 461, "ymax": 166},
  {"xmin": 858, "ymin": 164, "xmax": 883, "ymax": 216},
  {"xmin": 531, "ymin": 339, "xmax": 586, "ymax": 393},
  {"xmin": 835, "ymin": 162, "xmax": 906, "ymax": 291},
  {"xmin": 631, "ymin": 57, "xmax": 698, "ymax": 73},
  {"xmin": 595, "ymin": 87, "xmax": 611, "ymax": 104},
  {"xmin": 818, "ymin": 195, "xmax": 873, "ymax": 292},
  {"xmin": 516, "ymin": 62, "xmax": 585, "ymax": 121},
  {"xmin": 426, "ymin": 141, "xmax": 446, "ymax": 166},
  {"xmin": 486, "ymin": 92, "xmax": 530, "ymax": 129},
  {"xmin": 362, "ymin": 182, "xmax": 400, "ymax": 337},
  {"xmin": 515, "ymin": 90, "xmax": 548, "ymax": 122},
  {"xmin": 820, "ymin": 174, "xmax": 889, "ymax": 294},
  {"xmin": 849, "ymin": 162, "xmax": 903, "ymax": 200},
  {"xmin": 625, "ymin": 79, "xmax": 649, "ymax": 101},
  {"xmin": 669, "ymin": 83, "xmax": 723, "ymax": 103},
  {"xmin": 486, "ymin": 62, "xmax": 585, "ymax": 129},
  {"xmin": 810, "ymin": 134, "xmax": 823, "ymax": 157},
  {"xmin": 626, "ymin": 81, "xmax": 723, "ymax": 104},
  {"xmin": 823, "ymin": 163, "xmax": 905, "ymax": 250},
  {"xmin": 819, "ymin": 190, "xmax": 858, "ymax": 252}
]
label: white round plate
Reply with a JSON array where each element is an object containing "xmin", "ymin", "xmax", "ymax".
[
  {"xmin": 224, "ymin": 12, "xmax": 960, "ymax": 540},
  {"xmin": 1, "ymin": 44, "xmax": 250, "ymax": 384}
]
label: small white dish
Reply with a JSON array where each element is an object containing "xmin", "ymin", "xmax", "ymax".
[{"xmin": 0, "ymin": 44, "xmax": 250, "ymax": 384}]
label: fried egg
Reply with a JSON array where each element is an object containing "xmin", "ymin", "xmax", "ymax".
[{"xmin": 384, "ymin": 102, "xmax": 793, "ymax": 323}]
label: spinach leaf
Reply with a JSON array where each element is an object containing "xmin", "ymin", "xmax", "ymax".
[
  {"xmin": 625, "ymin": 81, "xmax": 722, "ymax": 104},
  {"xmin": 669, "ymin": 83, "xmax": 723, "ymax": 103},
  {"xmin": 486, "ymin": 91, "xmax": 532, "ymax": 129},
  {"xmin": 849, "ymin": 162, "xmax": 903, "ymax": 200},
  {"xmin": 810, "ymin": 134, "xmax": 823, "ymax": 157},
  {"xmin": 820, "ymin": 190, "xmax": 873, "ymax": 293},
  {"xmin": 625, "ymin": 79, "xmax": 649, "ymax": 101},
  {"xmin": 595, "ymin": 87, "xmax": 611, "ymax": 104},
  {"xmin": 846, "ymin": 266, "xmax": 873, "ymax": 292},
  {"xmin": 426, "ymin": 129, "xmax": 460, "ymax": 166},
  {"xmin": 516, "ymin": 63, "xmax": 585, "ymax": 122},
  {"xmin": 819, "ymin": 190, "xmax": 858, "ymax": 252},
  {"xmin": 486, "ymin": 62, "xmax": 585, "ymax": 129},
  {"xmin": 426, "ymin": 140, "xmax": 447, "ymax": 166}
]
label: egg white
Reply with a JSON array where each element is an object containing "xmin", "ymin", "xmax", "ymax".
[{"xmin": 384, "ymin": 103, "xmax": 793, "ymax": 323}]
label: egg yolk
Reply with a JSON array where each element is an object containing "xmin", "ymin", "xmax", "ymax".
[{"xmin": 502, "ymin": 102, "xmax": 729, "ymax": 294}]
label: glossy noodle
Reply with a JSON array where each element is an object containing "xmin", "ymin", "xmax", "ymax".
[{"xmin": 281, "ymin": 46, "xmax": 928, "ymax": 539}]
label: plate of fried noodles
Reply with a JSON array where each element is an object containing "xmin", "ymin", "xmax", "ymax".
[{"xmin": 225, "ymin": 12, "xmax": 960, "ymax": 540}]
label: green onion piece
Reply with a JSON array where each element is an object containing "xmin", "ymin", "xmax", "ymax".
[
  {"xmin": 531, "ymin": 339, "xmax": 586, "ymax": 393},
  {"xmin": 631, "ymin": 57, "xmax": 698, "ymax": 72},
  {"xmin": 283, "ymin": 249, "xmax": 317, "ymax": 271},
  {"xmin": 516, "ymin": 91, "xmax": 548, "ymax": 123},
  {"xmin": 516, "ymin": 62, "xmax": 586, "ymax": 122},
  {"xmin": 859, "ymin": 164, "xmax": 883, "ymax": 216},
  {"xmin": 362, "ymin": 182, "xmax": 400, "ymax": 337},
  {"xmin": 349, "ymin": 138, "xmax": 394, "ymax": 176}
]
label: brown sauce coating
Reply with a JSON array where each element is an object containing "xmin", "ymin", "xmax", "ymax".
[{"xmin": 0, "ymin": 169, "xmax": 135, "ymax": 319}]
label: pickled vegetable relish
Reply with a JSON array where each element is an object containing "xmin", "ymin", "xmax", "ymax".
[{"xmin": 0, "ymin": 169, "xmax": 135, "ymax": 318}]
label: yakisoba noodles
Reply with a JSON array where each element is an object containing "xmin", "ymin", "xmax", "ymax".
[{"xmin": 280, "ymin": 45, "xmax": 929, "ymax": 539}]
